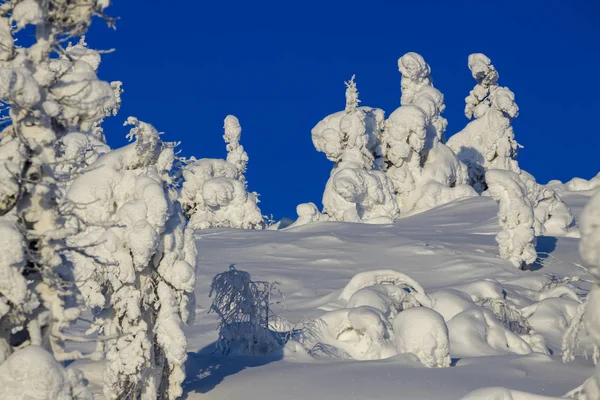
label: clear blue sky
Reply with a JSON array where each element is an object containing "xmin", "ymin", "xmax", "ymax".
[{"xmin": 87, "ymin": 0, "xmax": 600, "ymax": 220}]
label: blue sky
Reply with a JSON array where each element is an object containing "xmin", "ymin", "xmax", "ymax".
[{"xmin": 87, "ymin": 0, "xmax": 600, "ymax": 219}]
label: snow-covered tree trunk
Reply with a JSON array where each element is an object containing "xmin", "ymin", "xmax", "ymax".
[
  {"xmin": 0, "ymin": 0, "xmax": 117, "ymax": 372},
  {"xmin": 67, "ymin": 118, "xmax": 197, "ymax": 400},
  {"xmin": 486, "ymin": 169, "xmax": 537, "ymax": 269}
]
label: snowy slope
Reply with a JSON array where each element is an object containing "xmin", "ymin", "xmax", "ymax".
[{"xmin": 75, "ymin": 193, "xmax": 596, "ymax": 399}]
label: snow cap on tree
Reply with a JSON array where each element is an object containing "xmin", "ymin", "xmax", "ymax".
[
  {"xmin": 223, "ymin": 115, "xmax": 248, "ymax": 174},
  {"xmin": 345, "ymin": 75, "xmax": 360, "ymax": 113}
]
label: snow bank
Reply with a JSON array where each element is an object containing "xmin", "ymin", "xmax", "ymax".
[
  {"xmin": 0, "ymin": 346, "xmax": 91, "ymax": 400},
  {"xmin": 462, "ymin": 387, "xmax": 561, "ymax": 400},
  {"xmin": 392, "ymin": 307, "xmax": 450, "ymax": 368}
]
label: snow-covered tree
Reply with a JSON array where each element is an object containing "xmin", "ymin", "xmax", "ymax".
[
  {"xmin": 447, "ymin": 54, "xmax": 521, "ymax": 193},
  {"xmin": 0, "ymin": 0, "xmax": 118, "ymax": 373},
  {"xmin": 66, "ymin": 118, "xmax": 198, "ymax": 400},
  {"xmin": 180, "ymin": 115, "xmax": 264, "ymax": 230},
  {"xmin": 562, "ymin": 191, "xmax": 600, "ymax": 399},
  {"xmin": 381, "ymin": 52, "xmax": 476, "ymax": 214},
  {"xmin": 486, "ymin": 169, "xmax": 537, "ymax": 269},
  {"xmin": 519, "ymin": 171, "xmax": 575, "ymax": 237},
  {"xmin": 313, "ymin": 76, "xmax": 399, "ymax": 223},
  {"xmin": 209, "ymin": 265, "xmax": 280, "ymax": 355}
]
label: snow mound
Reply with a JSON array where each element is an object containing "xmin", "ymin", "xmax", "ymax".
[{"xmin": 392, "ymin": 307, "xmax": 450, "ymax": 368}]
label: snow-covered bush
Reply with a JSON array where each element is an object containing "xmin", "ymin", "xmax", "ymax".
[
  {"xmin": 547, "ymin": 173, "xmax": 600, "ymax": 194},
  {"xmin": 0, "ymin": 346, "xmax": 91, "ymax": 400},
  {"xmin": 209, "ymin": 265, "xmax": 280, "ymax": 355},
  {"xmin": 287, "ymin": 202, "xmax": 328, "ymax": 228},
  {"xmin": 0, "ymin": 0, "xmax": 119, "ymax": 376},
  {"xmin": 180, "ymin": 115, "xmax": 264, "ymax": 230},
  {"xmin": 392, "ymin": 307, "xmax": 450, "ymax": 368},
  {"xmin": 486, "ymin": 169, "xmax": 537, "ymax": 269},
  {"xmin": 313, "ymin": 76, "xmax": 399, "ymax": 223},
  {"xmin": 448, "ymin": 53, "xmax": 521, "ymax": 193},
  {"xmin": 519, "ymin": 171, "xmax": 575, "ymax": 237},
  {"xmin": 67, "ymin": 118, "xmax": 197, "ymax": 400},
  {"xmin": 563, "ymin": 191, "xmax": 600, "ymax": 399},
  {"xmin": 381, "ymin": 53, "xmax": 476, "ymax": 214}
]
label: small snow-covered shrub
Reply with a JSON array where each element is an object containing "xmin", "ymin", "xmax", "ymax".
[
  {"xmin": 392, "ymin": 307, "xmax": 450, "ymax": 368},
  {"xmin": 519, "ymin": 171, "xmax": 575, "ymax": 237},
  {"xmin": 339, "ymin": 269, "xmax": 432, "ymax": 307},
  {"xmin": 209, "ymin": 265, "xmax": 280, "ymax": 355},
  {"xmin": 486, "ymin": 169, "xmax": 537, "ymax": 269},
  {"xmin": 448, "ymin": 53, "xmax": 521, "ymax": 193},
  {"xmin": 180, "ymin": 115, "xmax": 264, "ymax": 230},
  {"xmin": 0, "ymin": 346, "xmax": 91, "ymax": 400},
  {"xmin": 287, "ymin": 202, "xmax": 328, "ymax": 228}
]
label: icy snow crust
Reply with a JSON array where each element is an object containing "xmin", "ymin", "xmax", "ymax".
[{"xmin": 70, "ymin": 192, "xmax": 597, "ymax": 399}]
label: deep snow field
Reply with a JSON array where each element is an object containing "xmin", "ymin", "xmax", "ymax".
[{"xmin": 75, "ymin": 192, "xmax": 596, "ymax": 399}]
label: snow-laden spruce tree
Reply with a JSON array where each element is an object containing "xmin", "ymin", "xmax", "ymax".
[
  {"xmin": 381, "ymin": 53, "xmax": 476, "ymax": 214},
  {"xmin": 180, "ymin": 115, "xmax": 264, "ymax": 230},
  {"xmin": 0, "ymin": 0, "xmax": 119, "ymax": 377},
  {"xmin": 67, "ymin": 118, "xmax": 197, "ymax": 400},
  {"xmin": 447, "ymin": 54, "xmax": 520, "ymax": 193},
  {"xmin": 313, "ymin": 76, "xmax": 399, "ymax": 223},
  {"xmin": 486, "ymin": 169, "xmax": 537, "ymax": 269},
  {"xmin": 563, "ymin": 190, "xmax": 600, "ymax": 399}
]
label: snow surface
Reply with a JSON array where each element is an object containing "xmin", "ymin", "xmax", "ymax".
[{"xmin": 70, "ymin": 190, "xmax": 597, "ymax": 399}]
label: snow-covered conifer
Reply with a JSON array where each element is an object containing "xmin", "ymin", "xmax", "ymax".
[
  {"xmin": 0, "ymin": 0, "xmax": 118, "ymax": 376},
  {"xmin": 486, "ymin": 170, "xmax": 537, "ymax": 269},
  {"xmin": 67, "ymin": 118, "xmax": 197, "ymax": 400},
  {"xmin": 447, "ymin": 54, "xmax": 521, "ymax": 193},
  {"xmin": 180, "ymin": 115, "xmax": 264, "ymax": 230},
  {"xmin": 381, "ymin": 53, "xmax": 475, "ymax": 214},
  {"xmin": 313, "ymin": 76, "xmax": 399, "ymax": 223},
  {"xmin": 562, "ymin": 191, "xmax": 600, "ymax": 399}
]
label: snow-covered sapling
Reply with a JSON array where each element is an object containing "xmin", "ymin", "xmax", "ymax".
[
  {"xmin": 209, "ymin": 265, "xmax": 280, "ymax": 355},
  {"xmin": 486, "ymin": 169, "xmax": 537, "ymax": 269},
  {"xmin": 180, "ymin": 115, "xmax": 264, "ymax": 230}
]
